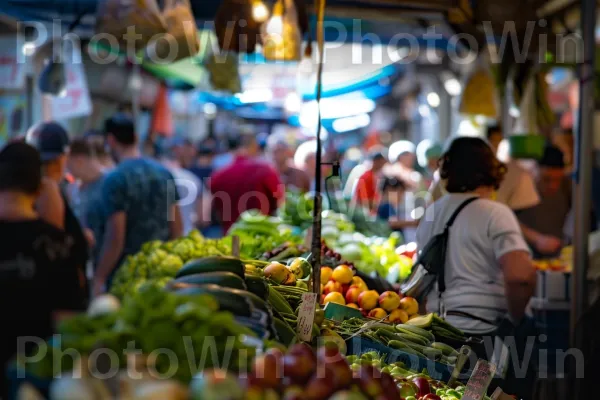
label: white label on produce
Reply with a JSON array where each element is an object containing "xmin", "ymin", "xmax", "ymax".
[{"xmin": 297, "ymin": 293, "xmax": 318, "ymax": 342}]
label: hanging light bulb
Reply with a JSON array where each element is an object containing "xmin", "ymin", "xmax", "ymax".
[
  {"xmin": 265, "ymin": 1, "xmax": 284, "ymax": 36},
  {"xmin": 252, "ymin": 0, "xmax": 270, "ymax": 22}
]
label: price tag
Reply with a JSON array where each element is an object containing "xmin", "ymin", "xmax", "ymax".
[
  {"xmin": 296, "ymin": 292, "xmax": 318, "ymax": 342},
  {"xmin": 462, "ymin": 359, "xmax": 497, "ymax": 400}
]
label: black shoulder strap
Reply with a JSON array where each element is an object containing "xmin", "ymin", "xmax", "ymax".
[
  {"xmin": 444, "ymin": 197, "xmax": 479, "ymax": 230},
  {"xmin": 438, "ymin": 197, "xmax": 479, "ymax": 297}
]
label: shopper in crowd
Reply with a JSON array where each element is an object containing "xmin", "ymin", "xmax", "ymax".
[
  {"xmin": 294, "ymin": 140, "xmax": 331, "ymax": 192},
  {"xmin": 353, "ymin": 149, "xmax": 387, "ymax": 211},
  {"xmin": 377, "ymin": 176, "xmax": 418, "ymax": 235},
  {"xmin": 188, "ymin": 140, "xmax": 215, "ymax": 183},
  {"xmin": 517, "ymin": 145, "xmax": 573, "ymax": 257},
  {"xmin": 386, "ymin": 140, "xmax": 422, "ymax": 190},
  {"xmin": 267, "ymin": 136, "xmax": 310, "ymax": 193},
  {"xmin": 417, "ymin": 136, "xmax": 536, "ymax": 398},
  {"xmin": 26, "ymin": 122, "xmax": 89, "ymax": 291},
  {"xmin": 419, "ymin": 142, "xmax": 442, "ymax": 190},
  {"xmin": 0, "ymin": 142, "xmax": 86, "ymax": 398},
  {"xmin": 159, "ymin": 139, "xmax": 212, "ymax": 235},
  {"xmin": 93, "ymin": 114, "xmax": 183, "ymax": 296},
  {"xmin": 210, "ymin": 132, "xmax": 283, "ymax": 232},
  {"xmin": 85, "ymin": 130, "xmax": 115, "ymax": 170},
  {"xmin": 67, "ymin": 138, "xmax": 108, "ymax": 266}
]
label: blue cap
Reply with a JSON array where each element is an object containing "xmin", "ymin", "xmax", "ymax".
[{"xmin": 26, "ymin": 122, "xmax": 70, "ymax": 162}]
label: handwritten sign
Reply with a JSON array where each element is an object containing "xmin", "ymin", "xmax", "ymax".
[
  {"xmin": 462, "ymin": 359, "xmax": 497, "ymax": 400},
  {"xmin": 0, "ymin": 35, "xmax": 26, "ymax": 90},
  {"xmin": 296, "ymin": 292, "xmax": 318, "ymax": 342},
  {"xmin": 49, "ymin": 46, "xmax": 92, "ymax": 120}
]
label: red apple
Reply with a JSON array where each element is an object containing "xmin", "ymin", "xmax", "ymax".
[{"xmin": 412, "ymin": 376, "xmax": 431, "ymax": 397}]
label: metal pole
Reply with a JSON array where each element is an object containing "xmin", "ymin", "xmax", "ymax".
[
  {"xmin": 310, "ymin": 0, "xmax": 326, "ymax": 295},
  {"xmin": 571, "ymin": 0, "xmax": 595, "ymax": 364}
]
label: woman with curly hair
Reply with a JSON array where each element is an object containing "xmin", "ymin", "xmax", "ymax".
[
  {"xmin": 416, "ymin": 136, "xmax": 538, "ymax": 397},
  {"xmin": 418, "ymin": 136, "xmax": 536, "ymax": 332}
]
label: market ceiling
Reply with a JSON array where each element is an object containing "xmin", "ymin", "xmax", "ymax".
[{"xmin": 1, "ymin": 0, "xmax": 588, "ymax": 50}]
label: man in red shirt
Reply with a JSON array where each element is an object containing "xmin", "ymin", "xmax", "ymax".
[
  {"xmin": 353, "ymin": 150, "xmax": 387, "ymax": 211},
  {"xmin": 210, "ymin": 133, "xmax": 284, "ymax": 232}
]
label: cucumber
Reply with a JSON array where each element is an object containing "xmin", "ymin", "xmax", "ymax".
[
  {"xmin": 273, "ymin": 317, "xmax": 297, "ymax": 346},
  {"xmin": 176, "ymin": 256, "xmax": 244, "ymax": 279},
  {"xmin": 395, "ymin": 324, "xmax": 435, "ymax": 343},
  {"xmin": 432, "ymin": 314, "xmax": 465, "ymax": 338},
  {"xmin": 430, "ymin": 342, "xmax": 459, "ymax": 357},
  {"xmin": 172, "ymin": 286, "xmax": 254, "ymax": 317},
  {"xmin": 395, "ymin": 333, "xmax": 431, "ymax": 347},
  {"xmin": 171, "ymin": 272, "xmax": 247, "ymax": 290},
  {"xmin": 244, "ymin": 275, "xmax": 269, "ymax": 300},
  {"xmin": 387, "ymin": 340, "xmax": 425, "ymax": 357}
]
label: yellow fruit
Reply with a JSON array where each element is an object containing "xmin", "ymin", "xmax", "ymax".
[
  {"xmin": 346, "ymin": 303, "xmax": 359, "ymax": 309},
  {"xmin": 331, "ymin": 265, "xmax": 353, "ymax": 285},
  {"xmin": 345, "ymin": 286, "xmax": 365, "ymax": 304},
  {"xmin": 350, "ymin": 276, "xmax": 368, "ymax": 291},
  {"xmin": 323, "ymin": 280, "xmax": 342, "ymax": 295},
  {"xmin": 321, "ymin": 266, "xmax": 333, "ymax": 282},
  {"xmin": 387, "ymin": 309, "xmax": 409, "ymax": 324},
  {"xmin": 358, "ymin": 290, "xmax": 379, "ymax": 311},
  {"xmin": 378, "ymin": 291, "xmax": 401, "ymax": 312},
  {"xmin": 399, "ymin": 297, "xmax": 419, "ymax": 316},
  {"xmin": 323, "ymin": 292, "xmax": 345, "ymax": 306},
  {"xmin": 368, "ymin": 308, "xmax": 387, "ymax": 319}
]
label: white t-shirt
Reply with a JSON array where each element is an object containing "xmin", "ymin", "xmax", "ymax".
[{"xmin": 417, "ymin": 193, "xmax": 530, "ymax": 334}]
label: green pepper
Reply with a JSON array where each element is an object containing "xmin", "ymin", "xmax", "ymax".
[{"xmin": 445, "ymin": 389, "xmax": 461, "ymax": 398}]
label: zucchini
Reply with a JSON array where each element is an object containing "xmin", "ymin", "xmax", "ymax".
[
  {"xmin": 171, "ymin": 272, "xmax": 247, "ymax": 290},
  {"xmin": 395, "ymin": 324, "xmax": 435, "ymax": 343},
  {"xmin": 171, "ymin": 285, "xmax": 254, "ymax": 317},
  {"xmin": 244, "ymin": 275, "xmax": 269, "ymax": 300},
  {"xmin": 176, "ymin": 256, "xmax": 244, "ymax": 279},
  {"xmin": 432, "ymin": 314, "xmax": 465, "ymax": 338},
  {"xmin": 430, "ymin": 342, "xmax": 459, "ymax": 357},
  {"xmin": 387, "ymin": 340, "xmax": 425, "ymax": 357}
]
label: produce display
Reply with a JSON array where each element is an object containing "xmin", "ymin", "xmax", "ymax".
[
  {"xmin": 24, "ymin": 288, "xmax": 258, "ymax": 383},
  {"xmin": 532, "ymin": 245, "xmax": 573, "ymax": 272},
  {"xmin": 228, "ymin": 211, "xmax": 303, "ymax": 259},
  {"xmin": 110, "ymin": 230, "xmax": 233, "ymax": 299},
  {"xmin": 331, "ymin": 318, "xmax": 462, "ymax": 366},
  {"xmin": 346, "ymin": 352, "xmax": 493, "ymax": 400},
  {"xmin": 12, "ymin": 200, "xmax": 517, "ymax": 399}
]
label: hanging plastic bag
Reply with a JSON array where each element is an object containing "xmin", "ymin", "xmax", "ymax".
[
  {"xmin": 459, "ymin": 66, "xmax": 498, "ymax": 118},
  {"xmin": 261, "ymin": 0, "xmax": 301, "ymax": 62},
  {"xmin": 95, "ymin": 0, "xmax": 167, "ymax": 51},
  {"xmin": 204, "ymin": 51, "xmax": 242, "ymax": 94},
  {"xmin": 147, "ymin": 0, "xmax": 200, "ymax": 62},
  {"xmin": 214, "ymin": 0, "xmax": 260, "ymax": 53}
]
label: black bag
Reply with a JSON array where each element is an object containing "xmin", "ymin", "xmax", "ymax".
[{"xmin": 401, "ymin": 197, "xmax": 478, "ymax": 303}]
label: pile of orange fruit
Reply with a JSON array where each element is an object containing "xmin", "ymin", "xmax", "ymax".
[{"xmin": 320, "ymin": 265, "xmax": 420, "ymax": 324}]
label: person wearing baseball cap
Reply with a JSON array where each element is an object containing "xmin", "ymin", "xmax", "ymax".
[
  {"xmin": 0, "ymin": 142, "xmax": 86, "ymax": 398},
  {"xmin": 26, "ymin": 122, "xmax": 90, "ymax": 295}
]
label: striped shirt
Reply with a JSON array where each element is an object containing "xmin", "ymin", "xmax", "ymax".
[{"xmin": 417, "ymin": 194, "xmax": 530, "ymax": 334}]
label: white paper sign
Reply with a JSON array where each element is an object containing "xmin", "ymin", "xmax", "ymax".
[
  {"xmin": 49, "ymin": 47, "xmax": 92, "ymax": 120},
  {"xmin": 296, "ymin": 292, "xmax": 318, "ymax": 342},
  {"xmin": 0, "ymin": 35, "xmax": 26, "ymax": 90}
]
